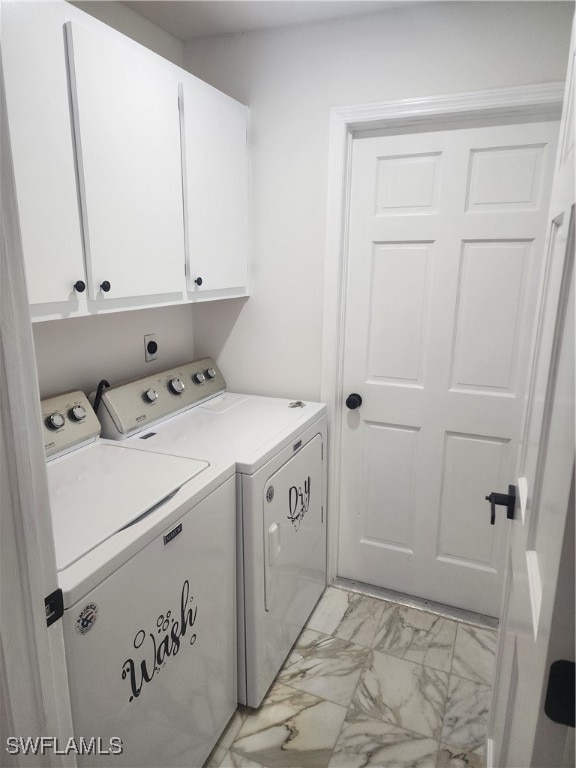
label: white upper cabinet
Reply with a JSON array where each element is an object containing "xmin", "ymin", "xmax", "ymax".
[
  {"xmin": 180, "ymin": 77, "xmax": 250, "ymax": 298},
  {"xmin": 2, "ymin": 3, "xmax": 250, "ymax": 319},
  {"xmin": 1, "ymin": 4, "xmax": 86, "ymax": 308},
  {"xmin": 66, "ymin": 21, "xmax": 186, "ymax": 303}
]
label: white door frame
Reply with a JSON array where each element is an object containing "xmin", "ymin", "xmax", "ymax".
[
  {"xmin": 0, "ymin": 53, "xmax": 75, "ymax": 767},
  {"xmin": 320, "ymin": 82, "xmax": 565, "ymax": 584}
]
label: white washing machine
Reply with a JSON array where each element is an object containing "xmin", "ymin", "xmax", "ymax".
[
  {"xmin": 42, "ymin": 390, "xmax": 237, "ymax": 766},
  {"xmin": 96, "ymin": 358, "xmax": 327, "ymax": 707}
]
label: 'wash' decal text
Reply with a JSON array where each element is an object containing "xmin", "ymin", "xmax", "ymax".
[{"xmin": 121, "ymin": 580, "xmax": 198, "ymax": 703}]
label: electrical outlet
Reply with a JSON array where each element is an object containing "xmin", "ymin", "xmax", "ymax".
[{"xmin": 144, "ymin": 334, "xmax": 158, "ymax": 362}]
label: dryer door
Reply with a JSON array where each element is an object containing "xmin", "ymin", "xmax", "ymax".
[{"xmin": 263, "ymin": 433, "xmax": 325, "ymax": 621}]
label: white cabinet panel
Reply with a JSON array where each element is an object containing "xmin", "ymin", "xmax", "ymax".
[
  {"xmin": 1, "ymin": 4, "xmax": 86, "ymax": 307},
  {"xmin": 66, "ymin": 21, "xmax": 186, "ymax": 302},
  {"xmin": 180, "ymin": 78, "xmax": 250, "ymax": 297}
]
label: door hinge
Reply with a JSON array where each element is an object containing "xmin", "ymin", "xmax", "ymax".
[
  {"xmin": 45, "ymin": 588, "xmax": 64, "ymax": 627},
  {"xmin": 321, "ymin": 443, "xmax": 324, "ymax": 461},
  {"xmin": 321, "ymin": 505, "xmax": 324, "ymax": 524}
]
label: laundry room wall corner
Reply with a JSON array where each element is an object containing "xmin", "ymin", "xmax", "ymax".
[{"xmin": 70, "ymin": 1, "xmax": 184, "ymax": 66}]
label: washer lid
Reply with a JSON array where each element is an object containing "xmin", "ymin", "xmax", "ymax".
[
  {"xmin": 47, "ymin": 442, "xmax": 208, "ymax": 571},
  {"xmin": 128, "ymin": 393, "xmax": 326, "ymax": 474}
]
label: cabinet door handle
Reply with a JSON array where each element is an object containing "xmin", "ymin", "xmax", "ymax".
[
  {"xmin": 100, "ymin": 280, "xmax": 111, "ymax": 293},
  {"xmin": 73, "ymin": 280, "xmax": 86, "ymax": 293},
  {"xmin": 194, "ymin": 277, "xmax": 203, "ymax": 286}
]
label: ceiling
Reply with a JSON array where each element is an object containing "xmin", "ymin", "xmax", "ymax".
[{"xmin": 123, "ymin": 1, "xmax": 419, "ymax": 41}]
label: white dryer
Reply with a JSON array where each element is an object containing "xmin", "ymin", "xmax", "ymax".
[
  {"xmin": 97, "ymin": 359, "xmax": 327, "ymax": 707},
  {"xmin": 42, "ymin": 390, "xmax": 237, "ymax": 766}
]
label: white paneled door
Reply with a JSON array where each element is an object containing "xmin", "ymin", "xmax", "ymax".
[
  {"xmin": 490, "ymin": 19, "xmax": 575, "ymax": 765},
  {"xmin": 338, "ymin": 120, "xmax": 559, "ymax": 616}
]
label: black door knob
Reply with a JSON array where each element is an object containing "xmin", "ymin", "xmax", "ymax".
[
  {"xmin": 73, "ymin": 280, "xmax": 86, "ymax": 293},
  {"xmin": 485, "ymin": 485, "xmax": 516, "ymax": 525},
  {"xmin": 346, "ymin": 393, "xmax": 362, "ymax": 410},
  {"xmin": 100, "ymin": 280, "xmax": 111, "ymax": 293},
  {"xmin": 194, "ymin": 277, "xmax": 203, "ymax": 286}
]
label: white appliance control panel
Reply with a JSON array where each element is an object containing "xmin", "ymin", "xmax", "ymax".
[
  {"xmin": 41, "ymin": 391, "xmax": 101, "ymax": 458},
  {"xmin": 96, "ymin": 357, "xmax": 226, "ymax": 438}
]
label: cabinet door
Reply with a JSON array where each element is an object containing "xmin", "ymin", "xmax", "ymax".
[
  {"xmin": 1, "ymin": 5, "xmax": 86, "ymax": 307},
  {"xmin": 180, "ymin": 78, "xmax": 250, "ymax": 297},
  {"xmin": 66, "ymin": 22, "xmax": 186, "ymax": 302}
]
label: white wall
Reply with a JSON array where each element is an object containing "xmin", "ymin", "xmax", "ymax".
[
  {"xmin": 71, "ymin": 1, "xmax": 184, "ymax": 65},
  {"xmin": 33, "ymin": 304, "xmax": 196, "ymax": 398},
  {"xmin": 185, "ymin": 1, "xmax": 573, "ymax": 400}
]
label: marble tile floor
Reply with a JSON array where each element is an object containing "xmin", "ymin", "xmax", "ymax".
[{"xmin": 205, "ymin": 586, "xmax": 498, "ymax": 768}]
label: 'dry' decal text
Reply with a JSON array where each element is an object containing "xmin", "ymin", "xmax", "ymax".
[{"xmin": 288, "ymin": 476, "xmax": 311, "ymax": 531}]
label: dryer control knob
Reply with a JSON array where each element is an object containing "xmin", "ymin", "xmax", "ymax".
[
  {"xmin": 206, "ymin": 368, "xmax": 216, "ymax": 380},
  {"xmin": 193, "ymin": 372, "xmax": 206, "ymax": 384},
  {"xmin": 168, "ymin": 377, "xmax": 185, "ymax": 395},
  {"xmin": 145, "ymin": 388, "xmax": 159, "ymax": 403},
  {"xmin": 69, "ymin": 405, "xmax": 87, "ymax": 422},
  {"xmin": 47, "ymin": 412, "xmax": 65, "ymax": 430}
]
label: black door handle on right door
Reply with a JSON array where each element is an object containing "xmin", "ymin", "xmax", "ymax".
[{"xmin": 485, "ymin": 485, "xmax": 516, "ymax": 525}]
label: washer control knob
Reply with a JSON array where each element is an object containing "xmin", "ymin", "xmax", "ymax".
[
  {"xmin": 206, "ymin": 368, "xmax": 216, "ymax": 380},
  {"xmin": 168, "ymin": 377, "xmax": 185, "ymax": 395},
  {"xmin": 145, "ymin": 388, "xmax": 159, "ymax": 403},
  {"xmin": 69, "ymin": 405, "xmax": 87, "ymax": 422},
  {"xmin": 193, "ymin": 372, "xmax": 206, "ymax": 384},
  {"xmin": 47, "ymin": 412, "xmax": 65, "ymax": 430}
]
